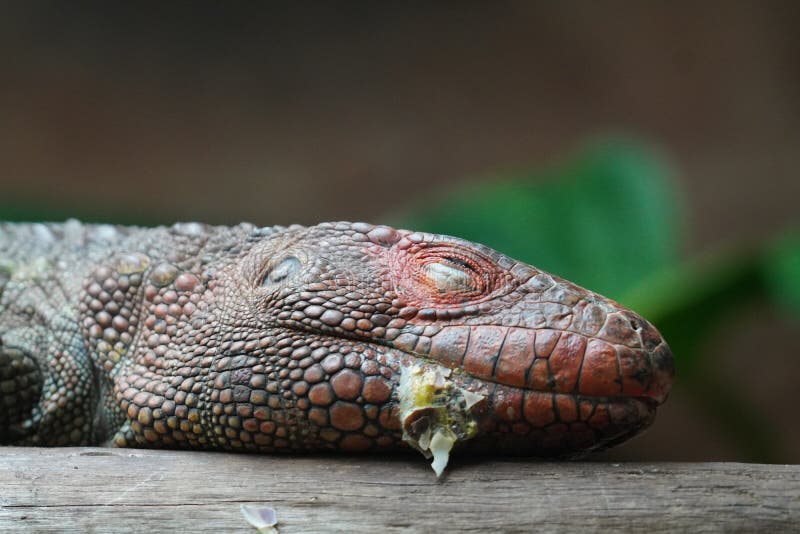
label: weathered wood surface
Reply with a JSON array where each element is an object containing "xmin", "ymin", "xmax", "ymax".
[{"xmin": 0, "ymin": 448, "xmax": 798, "ymax": 533}]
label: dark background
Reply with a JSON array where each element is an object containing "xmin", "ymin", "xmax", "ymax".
[{"xmin": 1, "ymin": 2, "xmax": 798, "ymax": 461}]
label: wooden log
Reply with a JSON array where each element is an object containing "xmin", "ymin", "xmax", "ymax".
[{"xmin": 0, "ymin": 447, "xmax": 798, "ymax": 533}]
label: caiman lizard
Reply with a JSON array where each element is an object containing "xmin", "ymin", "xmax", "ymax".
[{"xmin": 0, "ymin": 220, "xmax": 674, "ymax": 475}]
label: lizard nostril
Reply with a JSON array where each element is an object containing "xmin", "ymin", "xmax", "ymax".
[{"xmin": 622, "ymin": 311, "xmax": 642, "ymax": 332}]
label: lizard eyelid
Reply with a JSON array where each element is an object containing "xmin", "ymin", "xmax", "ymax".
[{"xmin": 423, "ymin": 260, "xmax": 477, "ymax": 293}]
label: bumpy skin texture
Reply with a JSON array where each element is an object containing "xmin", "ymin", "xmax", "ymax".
[{"xmin": 0, "ymin": 220, "xmax": 673, "ymax": 457}]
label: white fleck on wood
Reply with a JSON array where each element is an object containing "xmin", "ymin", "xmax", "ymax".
[{"xmin": 0, "ymin": 447, "xmax": 798, "ymax": 533}]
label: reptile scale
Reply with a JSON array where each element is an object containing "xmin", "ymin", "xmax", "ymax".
[{"xmin": 0, "ymin": 220, "xmax": 673, "ymax": 475}]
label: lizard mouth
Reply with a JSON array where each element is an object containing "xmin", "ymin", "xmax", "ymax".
[
  {"xmin": 254, "ymin": 319, "xmax": 666, "ymax": 465},
  {"xmin": 277, "ymin": 317, "xmax": 672, "ymax": 418},
  {"xmin": 271, "ymin": 314, "xmax": 671, "ymax": 458},
  {"xmin": 388, "ymin": 338, "xmax": 661, "ymax": 461},
  {"xmin": 389, "ymin": 324, "xmax": 674, "ymax": 405},
  {"xmin": 382, "ymin": 322, "xmax": 672, "ymax": 461}
]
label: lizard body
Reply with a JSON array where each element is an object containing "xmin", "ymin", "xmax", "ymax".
[{"xmin": 0, "ymin": 220, "xmax": 673, "ymax": 471}]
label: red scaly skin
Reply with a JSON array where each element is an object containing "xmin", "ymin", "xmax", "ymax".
[{"xmin": 0, "ymin": 221, "xmax": 673, "ymax": 460}]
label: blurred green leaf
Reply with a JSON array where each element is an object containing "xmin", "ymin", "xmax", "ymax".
[
  {"xmin": 393, "ymin": 140, "xmax": 681, "ymax": 300},
  {"xmin": 763, "ymin": 230, "xmax": 800, "ymax": 317}
]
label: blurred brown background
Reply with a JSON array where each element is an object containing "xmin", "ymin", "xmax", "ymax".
[{"xmin": 1, "ymin": 2, "xmax": 798, "ymax": 461}]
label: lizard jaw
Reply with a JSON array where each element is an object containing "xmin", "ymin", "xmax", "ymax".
[
  {"xmin": 385, "ymin": 318, "xmax": 672, "ymax": 466},
  {"xmin": 392, "ymin": 352, "xmax": 658, "ymax": 475},
  {"xmin": 391, "ymin": 322, "xmax": 674, "ymax": 406}
]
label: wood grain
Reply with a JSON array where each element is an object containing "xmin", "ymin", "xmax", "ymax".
[{"xmin": 0, "ymin": 447, "xmax": 798, "ymax": 533}]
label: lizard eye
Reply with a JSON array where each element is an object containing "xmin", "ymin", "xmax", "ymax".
[
  {"xmin": 392, "ymin": 245, "xmax": 495, "ymax": 306},
  {"xmin": 262, "ymin": 256, "xmax": 301, "ymax": 286},
  {"xmin": 423, "ymin": 258, "xmax": 478, "ymax": 293}
]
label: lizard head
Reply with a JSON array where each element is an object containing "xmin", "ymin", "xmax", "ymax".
[
  {"xmin": 215, "ymin": 222, "xmax": 673, "ymax": 458},
  {"xmin": 95, "ymin": 221, "xmax": 673, "ymax": 470}
]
